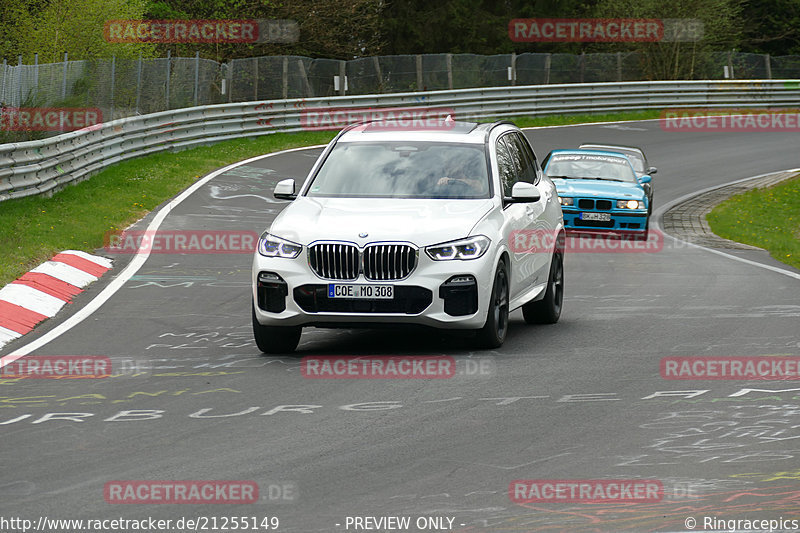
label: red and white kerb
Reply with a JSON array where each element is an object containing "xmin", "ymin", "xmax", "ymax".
[{"xmin": 0, "ymin": 251, "xmax": 111, "ymax": 348}]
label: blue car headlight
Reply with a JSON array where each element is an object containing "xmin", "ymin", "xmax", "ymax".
[
  {"xmin": 616, "ymin": 199, "xmax": 645, "ymax": 210},
  {"xmin": 425, "ymin": 236, "xmax": 490, "ymax": 261},
  {"xmin": 559, "ymin": 196, "xmax": 573, "ymax": 207},
  {"xmin": 258, "ymin": 233, "xmax": 302, "ymax": 258}
]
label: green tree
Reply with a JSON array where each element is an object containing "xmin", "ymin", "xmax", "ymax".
[
  {"xmin": 141, "ymin": 0, "xmax": 384, "ymax": 60},
  {"xmin": 738, "ymin": 0, "xmax": 800, "ymax": 55},
  {"xmin": 0, "ymin": 0, "xmax": 152, "ymax": 62},
  {"xmin": 592, "ymin": 0, "xmax": 743, "ymax": 79}
]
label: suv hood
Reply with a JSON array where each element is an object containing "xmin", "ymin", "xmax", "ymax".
[
  {"xmin": 268, "ymin": 197, "xmax": 495, "ymax": 247},
  {"xmin": 552, "ymin": 178, "xmax": 645, "ymax": 200}
]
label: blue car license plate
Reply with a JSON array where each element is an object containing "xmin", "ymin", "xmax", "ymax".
[{"xmin": 580, "ymin": 212, "xmax": 611, "ymax": 221}]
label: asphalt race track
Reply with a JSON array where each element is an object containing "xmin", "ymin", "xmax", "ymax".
[{"xmin": 2, "ymin": 120, "xmax": 800, "ymax": 532}]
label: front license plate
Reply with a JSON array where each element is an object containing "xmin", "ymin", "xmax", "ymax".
[
  {"xmin": 580, "ymin": 212, "xmax": 611, "ymax": 221},
  {"xmin": 328, "ymin": 284, "xmax": 394, "ymax": 299}
]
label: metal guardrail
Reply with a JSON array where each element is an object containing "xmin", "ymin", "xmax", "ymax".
[{"xmin": 2, "ymin": 79, "xmax": 799, "ymax": 201}]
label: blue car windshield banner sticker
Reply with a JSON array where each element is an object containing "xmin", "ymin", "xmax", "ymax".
[{"xmin": 551, "ymin": 154, "xmax": 628, "ymax": 165}]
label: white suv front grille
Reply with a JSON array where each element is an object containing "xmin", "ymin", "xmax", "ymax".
[{"xmin": 308, "ymin": 243, "xmax": 417, "ymax": 281}]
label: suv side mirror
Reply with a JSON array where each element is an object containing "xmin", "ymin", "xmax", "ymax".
[
  {"xmin": 647, "ymin": 166, "xmax": 658, "ymax": 175},
  {"xmin": 509, "ymin": 181, "xmax": 541, "ymax": 203},
  {"xmin": 274, "ymin": 178, "xmax": 297, "ymax": 200}
]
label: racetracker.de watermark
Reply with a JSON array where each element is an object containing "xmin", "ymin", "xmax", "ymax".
[
  {"xmin": 300, "ymin": 107, "xmax": 456, "ymax": 131},
  {"xmin": 0, "ymin": 107, "xmax": 102, "ymax": 132},
  {"xmin": 301, "ymin": 356, "xmax": 458, "ymax": 379},
  {"xmin": 104, "ymin": 481, "xmax": 259, "ymax": 504},
  {"xmin": 510, "ymin": 229, "xmax": 664, "ymax": 253},
  {"xmin": 661, "ymin": 356, "xmax": 800, "ymax": 380},
  {"xmin": 509, "ymin": 479, "xmax": 663, "ymax": 503},
  {"xmin": 0, "ymin": 356, "xmax": 111, "ymax": 379},
  {"xmin": 104, "ymin": 230, "xmax": 258, "ymax": 254},
  {"xmin": 103, "ymin": 19, "xmax": 298, "ymax": 43},
  {"xmin": 509, "ymin": 18, "xmax": 703, "ymax": 42},
  {"xmin": 661, "ymin": 108, "xmax": 800, "ymax": 131}
]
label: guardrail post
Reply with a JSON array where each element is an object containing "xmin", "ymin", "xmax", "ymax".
[
  {"xmin": 579, "ymin": 51, "xmax": 585, "ymax": 83},
  {"xmin": 727, "ymin": 50, "xmax": 734, "ymax": 79},
  {"xmin": 446, "ymin": 53, "xmax": 453, "ymax": 90},
  {"xmin": 510, "ymin": 52, "xmax": 516, "ymax": 86},
  {"xmin": 544, "ymin": 53, "xmax": 551, "ymax": 84},
  {"xmin": 616, "ymin": 52, "xmax": 622, "ymax": 81},
  {"xmin": 135, "ymin": 52, "xmax": 142, "ymax": 114},
  {"xmin": 165, "ymin": 49, "xmax": 171, "ymax": 110},
  {"xmin": 33, "ymin": 53, "xmax": 38, "ymax": 100},
  {"xmin": 1, "ymin": 59, "xmax": 7, "ymax": 105},
  {"xmin": 110, "ymin": 55, "xmax": 116, "ymax": 120},
  {"xmin": 416, "ymin": 55, "xmax": 423, "ymax": 91},
  {"xmin": 373, "ymin": 56, "xmax": 382, "ymax": 92},
  {"xmin": 282, "ymin": 56, "xmax": 288, "ymax": 99},
  {"xmin": 227, "ymin": 61, "xmax": 233, "ymax": 102},
  {"xmin": 17, "ymin": 55, "xmax": 23, "ymax": 106},
  {"xmin": 338, "ymin": 60, "xmax": 346, "ymax": 96},
  {"xmin": 298, "ymin": 59, "xmax": 312, "ymax": 97},
  {"xmin": 193, "ymin": 51, "xmax": 200, "ymax": 106},
  {"xmin": 253, "ymin": 56, "xmax": 259, "ymax": 100},
  {"xmin": 765, "ymin": 54, "xmax": 772, "ymax": 79},
  {"xmin": 61, "ymin": 52, "xmax": 68, "ymax": 100}
]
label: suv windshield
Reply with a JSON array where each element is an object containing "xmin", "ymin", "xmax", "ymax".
[
  {"xmin": 545, "ymin": 153, "xmax": 636, "ymax": 182},
  {"xmin": 306, "ymin": 141, "xmax": 490, "ymax": 199}
]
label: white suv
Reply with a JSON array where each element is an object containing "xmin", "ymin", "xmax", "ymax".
[{"xmin": 252, "ymin": 120, "xmax": 565, "ymax": 353}]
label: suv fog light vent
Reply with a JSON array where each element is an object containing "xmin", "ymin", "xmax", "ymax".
[
  {"xmin": 439, "ymin": 275, "xmax": 478, "ymax": 317},
  {"xmin": 257, "ymin": 271, "xmax": 288, "ymax": 313}
]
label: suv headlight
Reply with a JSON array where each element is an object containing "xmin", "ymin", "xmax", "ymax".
[
  {"xmin": 425, "ymin": 236, "xmax": 490, "ymax": 261},
  {"xmin": 257, "ymin": 233, "xmax": 302, "ymax": 258},
  {"xmin": 559, "ymin": 196, "xmax": 573, "ymax": 207},
  {"xmin": 616, "ymin": 199, "xmax": 645, "ymax": 210}
]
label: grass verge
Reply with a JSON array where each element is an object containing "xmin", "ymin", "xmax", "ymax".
[
  {"xmin": 0, "ymin": 109, "xmax": 663, "ymax": 287},
  {"xmin": 706, "ymin": 174, "xmax": 800, "ymax": 270}
]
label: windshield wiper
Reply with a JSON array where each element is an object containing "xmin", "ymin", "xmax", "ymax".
[{"xmin": 578, "ymin": 176, "xmax": 624, "ymax": 182}]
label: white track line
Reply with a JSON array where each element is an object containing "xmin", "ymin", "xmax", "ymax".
[
  {"xmin": 0, "ymin": 144, "xmax": 327, "ymax": 364},
  {"xmin": 652, "ymin": 168, "xmax": 800, "ymax": 281}
]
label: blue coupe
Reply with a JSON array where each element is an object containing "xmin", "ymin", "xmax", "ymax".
[{"xmin": 542, "ymin": 149, "xmax": 651, "ymax": 236}]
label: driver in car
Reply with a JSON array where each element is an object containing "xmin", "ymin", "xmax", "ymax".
[{"xmin": 436, "ymin": 155, "xmax": 488, "ymax": 195}]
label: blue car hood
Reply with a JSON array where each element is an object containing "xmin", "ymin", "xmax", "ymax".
[{"xmin": 552, "ymin": 178, "xmax": 645, "ymax": 200}]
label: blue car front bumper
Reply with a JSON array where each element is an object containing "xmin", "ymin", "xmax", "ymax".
[{"xmin": 561, "ymin": 208, "xmax": 648, "ymax": 232}]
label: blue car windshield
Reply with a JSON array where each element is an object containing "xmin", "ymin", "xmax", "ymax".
[
  {"xmin": 546, "ymin": 153, "xmax": 636, "ymax": 182},
  {"xmin": 306, "ymin": 141, "xmax": 490, "ymax": 199}
]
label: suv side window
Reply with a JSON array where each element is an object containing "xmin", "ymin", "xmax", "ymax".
[
  {"xmin": 506, "ymin": 133, "xmax": 538, "ymax": 185},
  {"xmin": 512, "ymin": 132, "xmax": 541, "ymax": 184},
  {"xmin": 496, "ymin": 136, "xmax": 518, "ymax": 197}
]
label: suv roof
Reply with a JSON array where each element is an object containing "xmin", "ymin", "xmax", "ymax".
[{"xmin": 336, "ymin": 119, "xmax": 516, "ymax": 144}]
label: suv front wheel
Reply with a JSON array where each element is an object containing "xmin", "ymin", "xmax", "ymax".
[
  {"xmin": 522, "ymin": 252, "xmax": 563, "ymax": 324},
  {"xmin": 476, "ymin": 259, "xmax": 509, "ymax": 348},
  {"xmin": 252, "ymin": 303, "xmax": 302, "ymax": 354}
]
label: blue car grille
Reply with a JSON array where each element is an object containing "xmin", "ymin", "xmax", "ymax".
[{"xmin": 577, "ymin": 199, "xmax": 612, "ymax": 210}]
